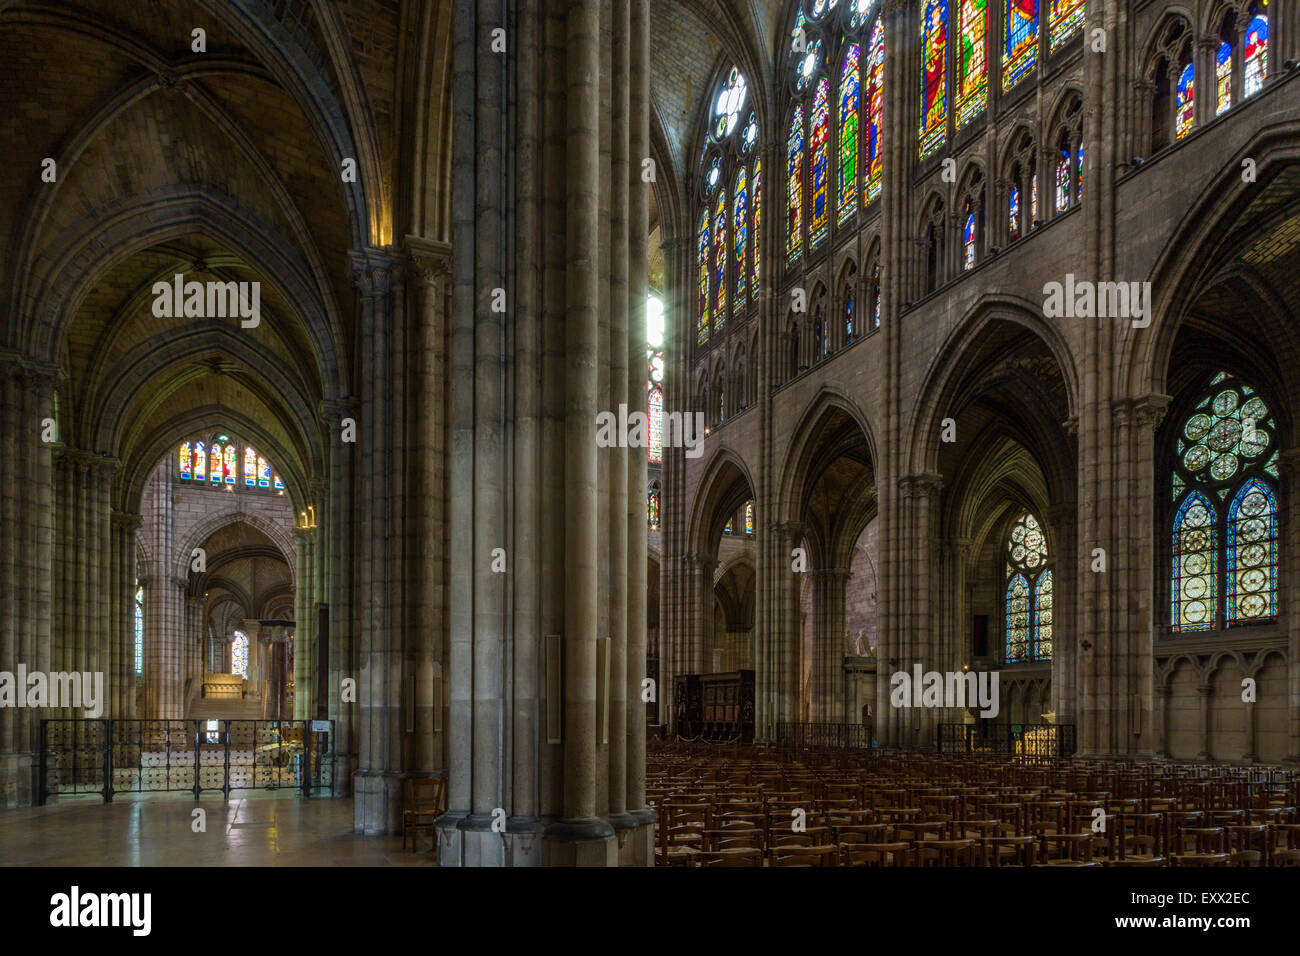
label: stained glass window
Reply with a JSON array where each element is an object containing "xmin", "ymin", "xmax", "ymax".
[
  {"xmin": 810, "ymin": 78, "xmax": 831, "ymax": 248},
  {"xmin": 648, "ymin": 487, "xmax": 660, "ymax": 528},
  {"xmin": 796, "ymin": 39, "xmax": 824, "ymax": 92},
  {"xmin": 1009, "ymin": 184, "xmax": 1021, "ymax": 241},
  {"xmin": 1172, "ymin": 492, "xmax": 1218, "ymax": 631},
  {"xmin": 712, "ymin": 68, "xmax": 748, "ymax": 141},
  {"xmin": 1175, "ymin": 62, "xmax": 1194, "ymax": 139},
  {"xmin": 838, "ymin": 43, "xmax": 861, "ymax": 224},
  {"xmin": 1005, "ymin": 575, "xmax": 1030, "ymax": 663},
  {"xmin": 1076, "ymin": 146, "xmax": 1083, "ymax": 200},
  {"xmin": 648, "ymin": 385, "xmax": 663, "ymax": 464},
  {"xmin": 845, "ymin": 297, "xmax": 855, "ymax": 341},
  {"xmin": 871, "ymin": 261, "xmax": 881, "ymax": 328},
  {"xmin": 1244, "ymin": 14, "xmax": 1268, "ymax": 98},
  {"xmin": 745, "ymin": 500, "xmax": 754, "ymax": 535},
  {"xmin": 864, "ymin": 19, "xmax": 885, "ymax": 202},
  {"xmin": 787, "ymin": 105, "xmax": 805, "ymax": 262},
  {"xmin": 704, "ymin": 156, "xmax": 722, "ymax": 193},
  {"xmin": 1055, "ymin": 145, "xmax": 1070, "ymax": 213},
  {"xmin": 724, "ymin": 518, "xmax": 734, "ymax": 535},
  {"xmin": 919, "ymin": 0, "xmax": 948, "ymax": 158},
  {"xmin": 741, "ymin": 112, "xmax": 758, "ymax": 153},
  {"xmin": 1005, "ymin": 511, "xmax": 1051, "ymax": 662},
  {"xmin": 697, "ymin": 210, "xmax": 710, "ymax": 344},
  {"xmin": 209, "ymin": 443, "xmax": 222, "ymax": 483},
  {"xmin": 963, "ymin": 211, "xmax": 977, "ymax": 268},
  {"xmin": 1034, "ymin": 570, "xmax": 1054, "ymax": 659},
  {"xmin": 1003, "ymin": 0, "xmax": 1038, "ymax": 92},
  {"xmin": 955, "ymin": 0, "xmax": 987, "ymax": 128},
  {"xmin": 1171, "ymin": 372, "xmax": 1278, "ymax": 632},
  {"xmin": 244, "ymin": 446, "xmax": 257, "ymax": 486},
  {"xmin": 647, "ymin": 293, "xmax": 664, "ymax": 464},
  {"xmin": 231, "ymin": 630, "xmax": 248, "ymax": 677},
  {"xmin": 752, "ymin": 159, "xmax": 762, "ymax": 300},
  {"xmin": 1048, "ymin": 0, "xmax": 1083, "ymax": 50},
  {"xmin": 713, "ymin": 191, "xmax": 728, "ymax": 330},
  {"xmin": 134, "ymin": 583, "xmax": 144, "ymax": 676},
  {"xmin": 1216, "ymin": 40, "xmax": 1232, "ymax": 114},
  {"xmin": 223, "ymin": 444, "xmax": 236, "ymax": 484},
  {"xmin": 1227, "ymin": 478, "xmax": 1277, "ymax": 624},
  {"xmin": 1030, "ymin": 171, "xmax": 1038, "ymax": 221},
  {"xmin": 734, "ymin": 168, "xmax": 749, "ymax": 311},
  {"xmin": 179, "ymin": 443, "xmax": 191, "ymax": 479},
  {"xmin": 193, "ymin": 441, "xmax": 206, "ymax": 481}
]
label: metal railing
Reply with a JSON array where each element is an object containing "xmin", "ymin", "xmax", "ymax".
[
  {"xmin": 774, "ymin": 722, "xmax": 875, "ymax": 749},
  {"xmin": 938, "ymin": 722, "xmax": 1076, "ymax": 757},
  {"xmin": 39, "ymin": 719, "xmax": 334, "ymax": 804}
]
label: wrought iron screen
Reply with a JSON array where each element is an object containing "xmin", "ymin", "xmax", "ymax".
[{"xmin": 39, "ymin": 719, "xmax": 334, "ymax": 803}]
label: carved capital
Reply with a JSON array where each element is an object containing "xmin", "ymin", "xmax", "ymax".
[
  {"xmin": 897, "ymin": 472, "xmax": 943, "ymax": 499},
  {"xmin": 1132, "ymin": 392, "xmax": 1172, "ymax": 429}
]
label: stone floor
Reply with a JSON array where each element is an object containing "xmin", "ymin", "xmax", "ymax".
[{"xmin": 0, "ymin": 792, "xmax": 435, "ymax": 866}]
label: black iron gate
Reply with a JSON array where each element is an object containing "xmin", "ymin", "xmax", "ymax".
[{"xmin": 38, "ymin": 719, "xmax": 335, "ymax": 804}]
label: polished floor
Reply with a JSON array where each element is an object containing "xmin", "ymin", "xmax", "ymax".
[{"xmin": 0, "ymin": 792, "xmax": 434, "ymax": 866}]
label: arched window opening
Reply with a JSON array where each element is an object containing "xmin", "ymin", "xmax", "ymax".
[
  {"xmin": 696, "ymin": 67, "xmax": 759, "ymax": 353},
  {"xmin": 1174, "ymin": 61, "xmax": 1195, "ymax": 140},
  {"xmin": 1005, "ymin": 511, "xmax": 1052, "ymax": 663},
  {"xmin": 231, "ymin": 630, "xmax": 249, "ymax": 678},
  {"xmin": 648, "ymin": 482, "xmax": 661, "ymax": 530},
  {"xmin": 745, "ymin": 500, "xmax": 755, "ymax": 535},
  {"xmin": 1169, "ymin": 371, "xmax": 1279, "ymax": 632},
  {"xmin": 1215, "ymin": 12, "xmax": 1235, "ymax": 115},
  {"xmin": 177, "ymin": 434, "xmax": 282, "ymax": 492},
  {"xmin": 1244, "ymin": 10, "xmax": 1268, "ymax": 99}
]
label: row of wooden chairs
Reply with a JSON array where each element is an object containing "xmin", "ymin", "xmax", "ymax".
[{"xmin": 649, "ymin": 743, "xmax": 1300, "ymax": 867}]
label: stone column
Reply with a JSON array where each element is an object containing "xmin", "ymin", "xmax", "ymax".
[
  {"xmin": 625, "ymin": 0, "xmax": 654, "ymax": 863},
  {"xmin": 1279, "ymin": 449, "xmax": 1300, "ymax": 762},
  {"xmin": 407, "ymin": 243, "xmax": 450, "ymax": 780},
  {"xmin": 293, "ymin": 527, "xmax": 311, "ymax": 721},
  {"xmin": 352, "ymin": 252, "xmax": 405, "ymax": 836},
  {"xmin": 321, "ymin": 399, "xmax": 356, "ymax": 793}
]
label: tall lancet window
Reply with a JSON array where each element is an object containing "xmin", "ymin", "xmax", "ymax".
[
  {"xmin": 1170, "ymin": 372, "xmax": 1278, "ymax": 631},
  {"xmin": 1003, "ymin": 0, "xmax": 1038, "ymax": 92},
  {"xmin": 1244, "ymin": 9, "xmax": 1268, "ymax": 98},
  {"xmin": 919, "ymin": 0, "xmax": 949, "ymax": 158},
  {"xmin": 695, "ymin": 67, "xmax": 758, "ymax": 352},
  {"xmin": 838, "ymin": 42, "xmax": 861, "ymax": 224},
  {"xmin": 134, "ymin": 583, "xmax": 144, "ymax": 676},
  {"xmin": 231, "ymin": 631, "xmax": 249, "ymax": 678},
  {"xmin": 1005, "ymin": 511, "xmax": 1052, "ymax": 662}
]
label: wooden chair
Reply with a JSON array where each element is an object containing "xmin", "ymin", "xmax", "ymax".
[
  {"xmin": 402, "ymin": 777, "xmax": 446, "ymax": 852},
  {"xmin": 916, "ymin": 838, "xmax": 976, "ymax": 866},
  {"xmin": 770, "ymin": 844, "xmax": 838, "ymax": 867},
  {"xmin": 700, "ymin": 847, "xmax": 764, "ymax": 867},
  {"xmin": 842, "ymin": 841, "xmax": 912, "ymax": 867}
]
